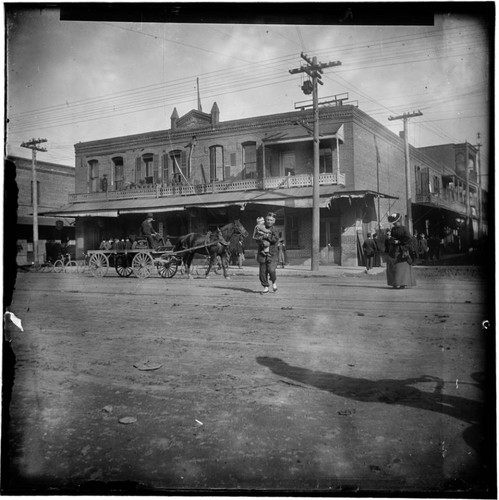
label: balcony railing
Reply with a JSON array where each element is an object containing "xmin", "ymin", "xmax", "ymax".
[
  {"xmin": 415, "ymin": 191, "xmax": 470, "ymax": 215},
  {"xmin": 69, "ymin": 172, "xmax": 346, "ymax": 203}
]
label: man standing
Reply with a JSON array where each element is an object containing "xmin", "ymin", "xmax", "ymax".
[
  {"xmin": 140, "ymin": 213, "xmax": 161, "ymax": 249},
  {"xmin": 253, "ymin": 212, "xmax": 280, "ymax": 293},
  {"xmin": 362, "ymin": 232, "xmax": 377, "ymax": 271}
]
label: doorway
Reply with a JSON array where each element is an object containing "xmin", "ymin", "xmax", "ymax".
[{"xmin": 320, "ymin": 217, "xmax": 341, "ymax": 265}]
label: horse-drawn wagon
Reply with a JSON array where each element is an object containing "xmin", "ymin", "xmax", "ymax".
[{"xmin": 85, "ymin": 220, "xmax": 248, "ymax": 280}]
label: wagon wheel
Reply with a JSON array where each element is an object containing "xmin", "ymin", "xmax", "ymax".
[
  {"xmin": 132, "ymin": 252, "xmax": 154, "ymax": 279},
  {"xmin": 89, "ymin": 253, "xmax": 109, "ymax": 278},
  {"xmin": 157, "ymin": 255, "xmax": 178, "ymax": 279},
  {"xmin": 115, "ymin": 254, "xmax": 133, "ymax": 277}
]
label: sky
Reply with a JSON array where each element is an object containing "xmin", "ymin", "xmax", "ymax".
[{"xmin": 4, "ymin": 4, "xmax": 492, "ymax": 187}]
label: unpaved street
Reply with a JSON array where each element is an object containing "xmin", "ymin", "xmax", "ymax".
[{"xmin": 2, "ymin": 267, "xmax": 494, "ymax": 495}]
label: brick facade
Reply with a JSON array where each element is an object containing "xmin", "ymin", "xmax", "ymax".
[{"xmin": 60, "ymin": 104, "xmax": 484, "ymax": 265}]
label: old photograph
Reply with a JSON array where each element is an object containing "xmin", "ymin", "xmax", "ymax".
[{"xmin": 3, "ymin": 3, "xmax": 495, "ymax": 496}]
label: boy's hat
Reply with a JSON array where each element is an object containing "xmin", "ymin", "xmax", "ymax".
[{"xmin": 387, "ymin": 212, "xmax": 401, "ymax": 224}]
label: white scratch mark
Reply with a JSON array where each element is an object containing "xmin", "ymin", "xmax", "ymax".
[{"xmin": 4, "ymin": 312, "xmax": 24, "ymax": 332}]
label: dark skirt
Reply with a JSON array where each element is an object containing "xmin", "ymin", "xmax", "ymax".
[{"xmin": 386, "ymin": 256, "xmax": 417, "ymax": 287}]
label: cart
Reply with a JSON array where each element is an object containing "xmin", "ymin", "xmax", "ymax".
[
  {"xmin": 85, "ymin": 237, "xmax": 219, "ymax": 279},
  {"xmin": 86, "ymin": 241, "xmax": 180, "ymax": 279}
]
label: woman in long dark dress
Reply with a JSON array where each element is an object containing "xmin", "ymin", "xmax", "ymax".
[{"xmin": 385, "ymin": 213, "xmax": 417, "ymax": 289}]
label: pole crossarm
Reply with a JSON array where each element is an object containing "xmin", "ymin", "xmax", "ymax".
[
  {"xmin": 388, "ymin": 111, "xmax": 423, "ymax": 121},
  {"xmin": 21, "ymin": 138, "xmax": 48, "ymax": 152}
]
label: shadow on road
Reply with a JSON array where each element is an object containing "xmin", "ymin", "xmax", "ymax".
[
  {"xmin": 210, "ymin": 285, "xmax": 261, "ymax": 294},
  {"xmin": 256, "ymin": 357, "xmax": 489, "ymax": 457}
]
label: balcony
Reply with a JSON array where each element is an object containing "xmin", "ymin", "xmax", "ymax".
[
  {"xmin": 415, "ymin": 190, "xmax": 469, "ymax": 215},
  {"xmin": 69, "ymin": 172, "xmax": 346, "ymax": 203}
]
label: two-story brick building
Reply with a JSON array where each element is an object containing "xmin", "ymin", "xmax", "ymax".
[
  {"xmin": 45, "ymin": 102, "xmax": 486, "ymax": 266},
  {"xmin": 7, "ymin": 155, "xmax": 75, "ymax": 265}
]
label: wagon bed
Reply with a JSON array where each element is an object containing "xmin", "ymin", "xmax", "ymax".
[
  {"xmin": 85, "ymin": 239, "xmax": 223, "ymax": 279},
  {"xmin": 86, "ymin": 246, "xmax": 180, "ymax": 279}
]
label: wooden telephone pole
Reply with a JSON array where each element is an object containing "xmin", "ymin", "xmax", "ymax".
[
  {"xmin": 21, "ymin": 138, "xmax": 47, "ymax": 264},
  {"xmin": 289, "ymin": 53, "xmax": 341, "ymax": 271},
  {"xmin": 387, "ymin": 111, "xmax": 422, "ymax": 234},
  {"xmin": 475, "ymin": 132, "xmax": 482, "ymax": 239}
]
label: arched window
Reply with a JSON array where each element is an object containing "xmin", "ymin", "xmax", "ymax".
[
  {"xmin": 112, "ymin": 157, "xmax": 124, "ymax": 190},
  {"xmin": 161, "ymin": 153, "xmax": 169, "ymax": 184},
  {"xmin": 142, "ymin": 153, "xmax": 158, "ymax": 184},
  {"xmin": 169, "ymin": 149, "xmax": 187, "ymax": 183},
  {"xmin": 88, "ymin": 160, "xmax": 99, "ymax": 192},
  {"xmin": 242, "ymin": 142, "xmax": 256, "ymax": 179},
  {"xmin": 319, "ymin": 147, "xmax": 333, "ymax": 173},
  {"xmin": 209, "ymin": 145, "xmax": 224, "ymax": 181}
]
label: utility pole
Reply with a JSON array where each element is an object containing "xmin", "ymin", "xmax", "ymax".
[
  {"xmin": 289, "ymin": 52, "xmax": 341, "ymax": 271},
  {"xmin": 387, "ymin": 111, "xmax": 422, "ymax": 234},
  {"xmin": 475, "ymin": 132, "xmax": 482, "ymax": 239},
  {"xmin": 21, "ymin": 138, "xmax": 47, "ymax": 264}
]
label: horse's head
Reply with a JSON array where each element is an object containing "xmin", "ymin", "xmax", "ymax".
[{"xmin": 233, "ymin": 219, "xmax": 249, "ymax": 238}]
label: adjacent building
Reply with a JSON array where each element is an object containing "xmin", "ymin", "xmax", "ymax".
[
  {"xmin": 45, "ymin": 102, "xmax": 486, "ymax": 266},
  {"xmin": 7, "ymin": 155, "xmax": 75, "ymax": 265}
]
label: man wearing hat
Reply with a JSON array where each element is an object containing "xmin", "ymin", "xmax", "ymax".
[
  {"xmin": 253, "ymin": 212, "xmax": 280, "ymax": 293},
  {"xmin": 140, "ymin": 213, "xmax": 161, "ymax": 249},
  {"xmin": 385, "ymin": 212, "xmax": 417, "ymax": 289}
]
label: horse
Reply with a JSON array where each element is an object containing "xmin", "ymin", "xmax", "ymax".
[{"xmin": 174, "ymin": 219, "xmax": 249, "ymax": 279}]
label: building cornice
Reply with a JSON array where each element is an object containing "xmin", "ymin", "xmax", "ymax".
[
  {"xmin": 7, "ymin": 155, "xmax": 75, "ymax": 175},
  {"xmin": 74, "ymin": 106, "xmax": 358, "ymax": 155}
]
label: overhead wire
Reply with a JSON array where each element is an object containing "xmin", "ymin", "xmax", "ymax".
[{"xmin": 8, "ymin": 22, "xmax": 489, "ymax": 163}]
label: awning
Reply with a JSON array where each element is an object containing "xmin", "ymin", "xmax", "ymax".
[
  {"xmin": 41, "ymin": 186, "xmax": 395, "ymax": 218},
  {"xmin": 331, "ymin": 189, "xmax": 398, "ymax": 200},
  {"xmin": 17, "ymin": 215, "xmax": 75, "ymax": 226},
  {"xmin": 263, "ymin": 123, "xmax": 344, "ymax": 145}
]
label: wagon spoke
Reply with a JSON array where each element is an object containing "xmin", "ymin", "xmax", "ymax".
[
  {"xmin": 157, "ymin": 255, "xmax": 178, "ymax": 278},
  {"xmin": 115, "ymin": 253, "xmax": 133, "ymax": 277},
  {"xmin": 89, "ymin": 253, "xmax": 109, "ymax": 278},
  {"xmin": 132, "ymin": 252, "xmax": 153, "ymax": 279}
]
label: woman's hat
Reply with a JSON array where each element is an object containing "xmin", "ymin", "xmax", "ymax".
[
  {"xmin": 387, "ymin": 213, "xmax": 401, "ymax": 224},
  {"xmin": 146, "ymin": 213, "xmax": 154, "ymax": 219}
]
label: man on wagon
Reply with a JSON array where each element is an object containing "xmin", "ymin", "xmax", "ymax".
[{"xmin": 140, "ymin": 213, "xmax": 162, "ymax": 249}]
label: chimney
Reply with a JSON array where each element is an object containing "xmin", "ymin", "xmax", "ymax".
[
  {"xmin": 171, "ymin": 107, "xmax": 179, "ymax": 130},
  {"xmin": 211, "ymin": 102, "xmax": 219, "ymax": 128}
]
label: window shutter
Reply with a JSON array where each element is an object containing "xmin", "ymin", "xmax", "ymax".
[
  {"xmin": 181, "ymin": 150, "xmax": 187, "ymax": 167},
  {"xmin": 420, "ymin": 167, "xmax": 430, "ymax": 195},
  {"xmin": 162, "ymin": 154, "xmax": 169, "ymax": 183},
  {"xmin": 153, "ymin": 154, "xmax": 159, "ymax": 183},
  {"xmin": 224, "ymin": 166, "xmax": 231, "ymax": 179},
  {"xmin": 230, "ymin": 153, "xmax": 236, "ymax": 166},
  {"xmin": 135, "ymin": 157, "xmax": 141, "ymax": 184}
]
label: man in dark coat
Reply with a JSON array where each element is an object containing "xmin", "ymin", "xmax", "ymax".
[
  {"xmin": 362, "ymin": 232, "xmax": 377, "ymax": 271},
  {"xmin": 253, "ymin": 212, "xmax": 280, "ymax": 293},
  {"xmin": 140, "ymin": 213, "xmax": 161, "ymax": 249}
]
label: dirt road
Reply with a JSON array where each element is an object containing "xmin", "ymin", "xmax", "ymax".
[{"xmin": 2, "ymin": 267, "xmax": 495, "ymax": 495}]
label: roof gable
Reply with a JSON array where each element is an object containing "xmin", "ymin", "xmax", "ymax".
[{"xmin": 177, "ymin": 109, "xmax": 212, "ymax": 129}]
